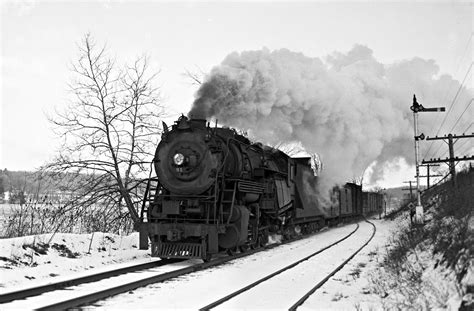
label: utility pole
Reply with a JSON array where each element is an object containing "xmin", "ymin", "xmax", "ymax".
[
  {"xmin": 410, "ymin": 95, "xmax": 445, "ymax": 224},
  {"xmin": 402, "ymin": 181, "xmax": 416, "ymax": 202},
  {"xmin": 403, "ymin": 181, "xmax": 416, "ymax": 226},
  {"xmin": 418, "ymin": 164, "xmax": 442, "ymax": 189},
  {"xmin": 423, "ymin": 133, "xmax": 474, "ymax": 188}
]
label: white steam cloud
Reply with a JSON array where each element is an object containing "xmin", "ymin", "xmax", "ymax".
[{"xmin": 189, "ymin": 45, "xmax": 472, "ymax": 191}]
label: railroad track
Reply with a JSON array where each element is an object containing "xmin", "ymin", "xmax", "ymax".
[
  {"xmin": 0, "ymin": 258, "xmax": 182, "ymax": 305},
  {"xmin": 200, "ymin": 220, "xmax": 376, "ymax": 310},
  {"xmin": 289, "ymin": 220, "xmax": 376, "ymax": 310},
  {"xmin": 1, "ymin": 221, "xmax": 361, "ymax": 309},
  {"xmin": 1, "ymin": 235, "xmax": 289, "ymax": 310},
  {"xmin": 0, "ymin": 258, "xmax": 180, "ymax": 304}
]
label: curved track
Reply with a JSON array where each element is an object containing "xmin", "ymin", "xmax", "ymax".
[
  {"xmin": 1, "ymin": 221, "xmax": 363, "ymax": 310},
  {"xmin": 200, "ymin": 220, "xmax": 375, "ymax": 310},
  {"xmin": 1, "ymin": 255, "xmax": 241, "ymax": 310},
  {"xmin": 0, "ymin": 259, "xmax": 179, "ymax": 305},
  {"xmin": 1, "ymin": 229, "xmax": 314, "ymax": 310},
  {"xmin": 289, "ymin": 220, "xmax": 376, "ymax": 310}
]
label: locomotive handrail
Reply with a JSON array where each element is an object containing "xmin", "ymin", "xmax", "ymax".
[
  {"xmin": 140, "ymin": 184, "xmax": 147, "ymax": 221},
  {"xmin": 213, "ymin": 174, "xmax": 217, "ymax": 225},
  {"xmin": 140, "ymin": 161, "xmax": 159, "ymax": 222},
  {"xmin": 140, "ymin": 179, "xmax": 152, "ymax": 222}
]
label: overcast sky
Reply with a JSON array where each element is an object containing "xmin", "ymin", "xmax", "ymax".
[{"xmin": 1, "ymin": 0, "xmax": 472, "ymax": 187}]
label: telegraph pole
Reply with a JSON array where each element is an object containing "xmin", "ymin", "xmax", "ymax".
[
  {"xmin": 410, "ymin": 95, "xmax": 445, "ymax": 224},
  {"xmin": 402, "ymin": 181, "xmax": 416, "ymax": 202},
  {"xmin": 403, "ymin": 181, "xmax": 416, "ymax": 225},
  {"xmin": 418, "ymin": 164, "xmax": 442, "ymax": 189},
  {"xmin": 422, "ymin": 132, "xmax": 474, "ymax": 187}
]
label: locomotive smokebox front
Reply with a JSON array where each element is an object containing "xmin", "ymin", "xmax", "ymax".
[{"xmin": 154, "ymin": 117, "xmax": 219, "ymax": 195}]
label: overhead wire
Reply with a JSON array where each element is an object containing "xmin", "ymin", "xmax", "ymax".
[
  {"xmin": 422, "ymin": 63, "xmax": 473, "ymax": 160},
  {"xmin": 424, "ymin": 148, "xmax": 474, "ymax": 192},
  {"xmin": 432, "ymin": 122, "xmax": 473, "ymax": 160},
  {"xmin": 421, "ymin": 34, "xmax": 473, "ymax": 159},
  {"xmin": 448, "ymin": 98, "xmax": 473, "ymax": 133},
  {"xmin": 428, "ymin": 139, "xmax": 447, "ymax": 161},
  {"xmin": 456, "ymin": 139, "xmax": 473, "ymax": 155},
  {"xmin": 421, "ymin": 35, "xmax": 472, "ymax": 159},
  {"xmin": 434, "ymin": 62, "xmax": 472, "ymax": 137},
  {"xmin": 425, "ymin": 160, "xmax": 463, "ymax": 191},
  {"xmin": 457, "ymin": 125, "xmax": 474, "ymax": 154},
  {"xmin": 458, "ymin": 143, "xmax": 473, "ymax": 157}
]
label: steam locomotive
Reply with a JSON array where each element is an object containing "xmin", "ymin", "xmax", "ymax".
[{"xmin": 139, "ymin": 115, "xmax": 383, "ymax": 261}]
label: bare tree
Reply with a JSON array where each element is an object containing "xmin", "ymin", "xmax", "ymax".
[
  {"xmin": 351, "ymin": 166, "xmax": 368, "ymax": 186},
  {"xmin": 182, "ymin": 66, "xmax": 205, "ymax": 86},
  {"xmin": 43, "ymin": 34, "xmax": 164, "ymax": 225}
]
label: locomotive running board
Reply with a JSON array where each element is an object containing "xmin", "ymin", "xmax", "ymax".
[{"xmin": 154, "ymin": 242, "xmax": 202, "ymax": 259}]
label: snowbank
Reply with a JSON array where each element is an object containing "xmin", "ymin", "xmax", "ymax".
[{"xmin": 0, "ymin": 232, "xmax": 150, "ymax": 290}]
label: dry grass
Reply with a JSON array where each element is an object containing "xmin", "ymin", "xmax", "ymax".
[{"xmin": 370, "ymin": 167, "xmax": 473, "ymax": 310}]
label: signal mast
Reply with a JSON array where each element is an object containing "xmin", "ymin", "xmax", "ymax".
[{"xmin": 410, "ymin": 95, "xmax": 445, "ymax": 224}]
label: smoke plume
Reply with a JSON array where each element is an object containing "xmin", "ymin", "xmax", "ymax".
[{"xmin": 189, "ymin": 45, "xmax": 472, "ymax": 193}]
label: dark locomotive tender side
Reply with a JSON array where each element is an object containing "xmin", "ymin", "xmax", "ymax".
[{"xmin": 139, "ymin": 115, "xmax": 383, "ymax": 261}]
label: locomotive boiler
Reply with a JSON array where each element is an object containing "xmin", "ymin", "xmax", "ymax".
[{"xmin": 139, "ymin": 115, "xmax": 381, "ymax": 261}]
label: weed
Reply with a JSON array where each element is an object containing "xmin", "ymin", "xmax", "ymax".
[
  {"xmin": 0, "ymin": 256, "xmax": 19, "ymax": 265},
  {"xmin": 51, "ymin": 243, "xmax": 80, "ymax": 258},
  {"xmin": 332, "ymin": 292, "xmax": 343, "ymax": 301},
  {"xmin": 22, "ymin": 242, "xmax": 49, "ymax": 255},
  {"xmin": 370, "ymin": 166, "xmax": 473, "ymax": 310},
  {"xmin": 349, "ymin": 267, "xmax": 362, "ymax": 280}
]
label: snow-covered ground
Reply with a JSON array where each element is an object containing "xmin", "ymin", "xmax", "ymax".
[
  {"xmin": 95, "ymin": 218, "xmax": 397, "ymax": 310},
  {"xmin": 0, "ymin": 231, "xmax": 151, "ymax": 290},
  {"xmin": 0, "ymin": 217, "xmax": 399, "ymax": 310}
]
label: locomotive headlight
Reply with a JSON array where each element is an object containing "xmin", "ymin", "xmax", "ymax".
[{"xmin": 173, "ymin": 153, "xmax": 185, "ymax": 166}]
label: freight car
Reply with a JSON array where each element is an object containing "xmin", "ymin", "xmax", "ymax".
[
  {"xmin": 139, "ymin": 115, "xmax": 380, "ymax": 261},
  {"xmin": 363, "ymin": 191, "xmax": 384, "ymax": 216}
]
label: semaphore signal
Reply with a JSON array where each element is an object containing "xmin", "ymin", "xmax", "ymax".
[{"xmin": 410, "ymin": 95, "xmax": 445, "ymax": 224}]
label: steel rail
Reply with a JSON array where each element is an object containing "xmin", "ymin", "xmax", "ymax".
[
  {"xmin": 199, "ymin": 223, "xmax": 360, "ymax": 311},
  {"xmin": 0, "ymin": 258, "xmax": 180, "ymax": 304},
  {"xmin": 288, "ymin": 220, "xmax": 376, "ymax": 310},
  {"xmin": 28, "ymin": 221, "xmax": 347, "ymax": 310},
  {"xmin": 33, "ymin": 242, "xmax": 279, "ymax": 310}
]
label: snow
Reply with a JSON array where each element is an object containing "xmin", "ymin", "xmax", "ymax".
[
  {"xmin": 216, "ymin": 222, "xmax": 375, "ymax": 310},
  {"xmin": 0, "ymin": 217, "xmax": 407, "ymax": 310},
  {"xmin": 1, "ymin": 259, "xmax": 198, "ymax": 310},
  {"xmin": 366, "ymin": 215, "xmax": 469, "ymax": 310},
  {"xmin": 0, "ymin": 232, "xmax": 150, "ymax": 290},
  {"xmin": 93, "ymin": 218, "xmax": 398, "ymax": 310},
  {"xmin": 300, "ymin": 218, "xmax": 397, "ymax": 310}
]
